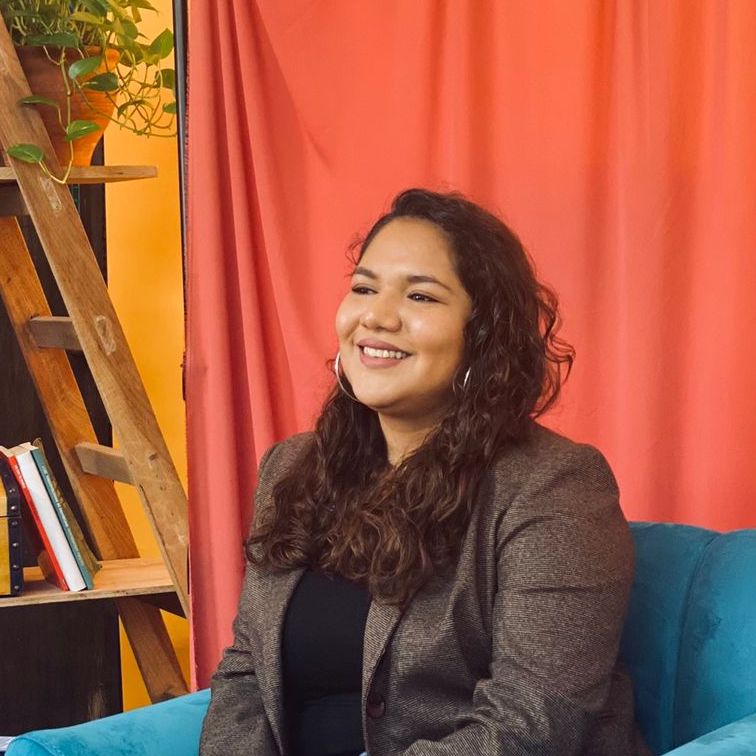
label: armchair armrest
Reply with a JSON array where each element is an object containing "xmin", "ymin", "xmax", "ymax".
[
  {"xmin": 664, "ymin": 711, "xmax": 756, "ymax": 755},
  {"xmin": 6, "ymin": 689, "xmax": 210, "ymax": 756}
]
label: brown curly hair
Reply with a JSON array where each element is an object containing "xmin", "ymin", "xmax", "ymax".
[{"xmin": 247, "ymin": 188, "xmax": 574, "ymax": 604}]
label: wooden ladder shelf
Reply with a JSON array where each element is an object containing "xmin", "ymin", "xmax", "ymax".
[{"xmin": 0, "ymin": 18, "xmax": 188, "ymax": 701}]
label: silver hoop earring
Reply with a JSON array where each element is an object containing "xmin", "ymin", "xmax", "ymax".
[
  {"xmin": 454, "ymin": 366, "xmax": 471, "ymax": 397},
  {"xmin": 462, "ymin": 367, "xmax": 471, "ymax": 390},
  {"xmin": 334, "ymin": 352, "xmax": 360, "ymax": 403}
]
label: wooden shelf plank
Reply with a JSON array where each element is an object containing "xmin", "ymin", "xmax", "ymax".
[
  {"xmin": 0, "ymin": 165, "xmax": 157, "ymax": 185},
  {"xmin": 0, "ymin": 558, "xmax": 175, "ymax": 608}
]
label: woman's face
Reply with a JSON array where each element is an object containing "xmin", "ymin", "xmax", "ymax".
[{"xmin": 335, "ymin": 217, "xmax": 472, "ymax": 426}]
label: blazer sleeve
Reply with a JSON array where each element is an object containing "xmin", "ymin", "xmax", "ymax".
[
  {"xmin": 199, "ymin": 443, "xmax": 283, "ymax": 756},
  {"xmin": 400, "ymin": 444, "xmax": 635, "ymax": 755}
]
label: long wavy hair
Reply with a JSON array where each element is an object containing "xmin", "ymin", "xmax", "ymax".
[{"xmin": 247, "ymin": 188, "xmax": 574, "ymax": 604}]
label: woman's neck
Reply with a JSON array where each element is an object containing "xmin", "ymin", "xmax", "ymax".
[{"xmin": 378, "ymin": 414, "xmax": 441, "ymax": 465}]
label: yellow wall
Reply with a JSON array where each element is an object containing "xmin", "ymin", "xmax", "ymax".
[{"xmin": 104, "ymin": 0, "xmax": 189, "ymax": 709}]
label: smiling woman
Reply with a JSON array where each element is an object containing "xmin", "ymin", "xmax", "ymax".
[{"xmin": 200, "ymin": 189, "xmax": 650, "ymax": 756}]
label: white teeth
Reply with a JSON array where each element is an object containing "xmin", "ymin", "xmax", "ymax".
[{"xmin": 362, "ymin": 346, "xmax": 409, "ymax": 360}]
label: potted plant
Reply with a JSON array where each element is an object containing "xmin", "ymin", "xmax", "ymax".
[{"xmin": 0, "ymin": 0, "xmax": 177, "ymax": 182}]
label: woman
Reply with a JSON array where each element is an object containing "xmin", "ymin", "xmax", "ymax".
[{"xmin": 200, "ymin": 189, "xmax": 649, "ymax": 755}]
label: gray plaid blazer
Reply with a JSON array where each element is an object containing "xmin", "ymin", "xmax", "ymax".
[{"xmin": 200, "ymin": 425, "xmax": 650, "ymax": 755}]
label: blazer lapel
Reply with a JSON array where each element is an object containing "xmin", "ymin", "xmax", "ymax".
[
  {"xmin": 257, "ymin": 566, "xmax": 304, "ymax": 753},
  {"xmin": 362, "ymin": 599, "xmax": 404, "ymax": 701}
]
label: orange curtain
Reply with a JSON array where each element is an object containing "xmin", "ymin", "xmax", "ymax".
[{"xmin": 186, "ymin": 0, "xmax": 756, "ymax": 686}]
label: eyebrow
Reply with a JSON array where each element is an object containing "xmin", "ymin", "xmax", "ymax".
[{"xmin": 353, "ymin": 266, "xmax": 453, "ymax": 292}]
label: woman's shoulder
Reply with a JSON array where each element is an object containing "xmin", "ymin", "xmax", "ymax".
[
  {"xmin": 252, "ymin": 433, "xmax": 315, "ymax": 521},
  {"xmin": 487, "ymin": 424, "xmax": 632, "ymax": 584},
  {"xmin": 504, "ymin": 422, "xmax": 612, "ymax": 462},
  {"xmin": 489, "ymin": 422, "xmax": 619, "ymax": 504},
  {"xmin": 258, "ymin": 432, "xmax": 314, "ymax": 479}
]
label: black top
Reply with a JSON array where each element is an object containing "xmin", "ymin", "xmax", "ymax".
[{"xmin": 282, "ymin": 570, "xmax": 371, "ymax": 756}]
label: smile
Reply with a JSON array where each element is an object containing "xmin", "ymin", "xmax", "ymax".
[{"xmin": 360, "ymin": 346, "xmax": 410, "ymax": 360}]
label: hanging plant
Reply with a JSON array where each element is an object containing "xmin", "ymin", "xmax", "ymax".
[{"xmin": 1, "ymin": 0, "xmax": 177, "ymax": 182}]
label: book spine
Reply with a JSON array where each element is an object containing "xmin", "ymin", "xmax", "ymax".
[
  {"xmin": 16, "ymin": 452, "xmax": 86, "ymax": 592},
  {"xmin": 30, "ymin": 447, "xmax": 94, "ymax": 590},
  {"xmin": 4, "ymin": 490, "xmax": 20, "ymax": 517},
  {"xmin": 0, "ymin": 462, "xmax": 22, "ymax": 518},
  {"xmin": 0, "ymin": 516, "xmax": 24, "ymax": 596},
  {"xmin": 0, "ymin": 516, "xmax": 11, "ymax": 595},
  {"xmin": 2, "ymin": 453, "xmax": 69, "ymax": 590}
]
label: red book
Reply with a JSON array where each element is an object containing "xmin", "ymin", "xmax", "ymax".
[{"xmin": 0, "ymin": 446, "xmax": 68, "ymax": 590}]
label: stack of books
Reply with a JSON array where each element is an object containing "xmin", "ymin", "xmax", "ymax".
[{"xmin": 0, "ymin": 440, "xmax": 100, "ymax": 594}]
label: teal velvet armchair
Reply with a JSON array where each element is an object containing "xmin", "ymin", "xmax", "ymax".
[
  {"xmin": 7, "ymin": 523, "xmax": 756, "ymax": 755},
  {"xmin": 620, "ymin": 523, "xmax": 756, "ymax": 755}
]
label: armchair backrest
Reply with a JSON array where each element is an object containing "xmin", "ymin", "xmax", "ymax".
[{"xmin": 622, "ymin": 522, "xmax": 756, "ymax": 754}]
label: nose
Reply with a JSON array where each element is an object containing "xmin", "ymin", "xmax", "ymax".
[{"xmin": 360, "ymin": 292, "xmax": 401, "ymax": 332}]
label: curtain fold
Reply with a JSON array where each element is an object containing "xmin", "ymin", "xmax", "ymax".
[{"xmin": 187, "ymin": 0, "xmax": 756, "ymax": 686}]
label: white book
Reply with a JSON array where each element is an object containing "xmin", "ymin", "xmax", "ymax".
[{"xmin": 13, "ymin": 444, "xmax": 86, "ymax": 592}]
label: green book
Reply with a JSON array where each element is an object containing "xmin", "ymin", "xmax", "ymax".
[{"xmin": 29, "ymin": 440, "xmax": 101, "ymax": 590}]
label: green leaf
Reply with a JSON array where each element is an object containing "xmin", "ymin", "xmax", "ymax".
[
  {"xmin": 65, "ymin": 120, "xmax": 100, "ymax": 141},
  {"xmin": 69, "ymin": 11, "xmax": 104, "ymax": 25},
  {"xmin": 162, "ymin": 101, "xmax": 177, "ymax": 114},
  {"xmin": 82, "ymin": 72, "xmax": 119, "ymax": 91},
  {"xmin": 148, "ymin": 29, "xmax": 173, "ymax": 60},
  {"xmin": 104, "ymin": 0, "xmax": 128, "ymax": 19},
  {"xmin": 18, "ymin": 95, "xmax": 60, "ymax": 110},
  {"xmin": 7, "ymin": 144, "xmax": 44, "ymax": 163},
  {"xmin": 80, "ymin": 0, "xmax": 109, "ymax": 16},
  {"xmin": 68, "ymin": 56, "xmax": 102, "ymax": 80},
  {"xmin": 155, "ymin": 68, "xmax": 175, "ymax": 90},
  {"xmin": 125, "ymin": 44, "xmax": 145, "ymax": 64},
  {"xmin": 121, "ymin": 18, "xmax": 139, "ymax": 39},
  {"xmin": 26, "ymin": 32, "xmax": 80, "ymax": 48}
]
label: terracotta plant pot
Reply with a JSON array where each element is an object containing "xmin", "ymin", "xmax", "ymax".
[{"xmin": 16, "ymin": 46, "xmax": 120, "ymax": 167}]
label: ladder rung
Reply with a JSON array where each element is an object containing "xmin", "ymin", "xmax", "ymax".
[
  {"xmin": 75, "ymin": 442, "xmax": 133, "ymax": 484},
  {"xmin": 29, "ymin": 316, "xmax": 82, "ymax": 351}
]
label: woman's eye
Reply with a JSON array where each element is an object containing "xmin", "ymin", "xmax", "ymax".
[
  {"xmin": 408, "ymin": 292, "xmax": 437, "ymax": 303},
  {"xmin": 352, "ymin": 285, "xmax": 375, "ymax": 295}
]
